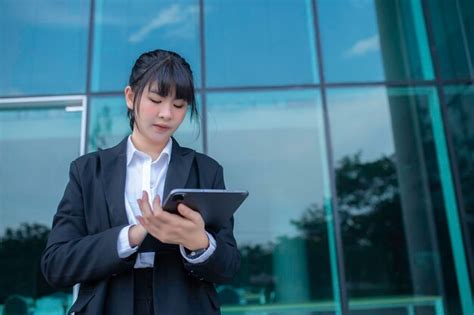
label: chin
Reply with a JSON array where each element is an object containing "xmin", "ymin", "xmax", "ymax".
[{"xmin": 149, "ymin": 133, "xmax": 171, "ymax": 144}]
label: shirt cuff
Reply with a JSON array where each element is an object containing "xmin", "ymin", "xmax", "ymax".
[
  {"xmin": 117, "ymin": 225, "xmax": 139, "ymax": 258},
  {"xmin": 180, "ymin": 232, "xmax": 216, "ymax": 264}
]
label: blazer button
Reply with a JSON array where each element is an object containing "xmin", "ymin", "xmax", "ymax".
[
  {"xmin": 199, "ymin": 277, "xmax": 204, "ymax": 281},
  {"xmin": 112, "ymin": 273, "xmax": 117, "ymax": 277}
]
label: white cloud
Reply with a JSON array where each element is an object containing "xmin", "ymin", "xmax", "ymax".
[
  {"xmin": 344, "ymin": 34, "xmax": 380, "ymax": 58},
  {"xmin": 128, "ymin": 4, "xmax": 199, "ymax": 43}
]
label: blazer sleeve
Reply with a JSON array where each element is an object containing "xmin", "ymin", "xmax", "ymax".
[
  {"xmin": 182, "ymin": 165, "xmax": 241, "ymax": 284},
  {"xmin": 41, "ymin": 161, "xmax": 136, "ymax": 289}
]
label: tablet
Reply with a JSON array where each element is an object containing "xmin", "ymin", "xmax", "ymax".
[{"xmin": 162, "ymin": 189, "xmax": 249, "ymax": 230}]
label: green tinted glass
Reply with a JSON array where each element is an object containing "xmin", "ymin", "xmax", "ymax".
[
  {"xmin": 444, "ymin": 84, "xmax": 474, "ymax": 292},
  {"xmin": 426, "ymin": 0, "xmax": 474, "ymax": 80},
  {"xmin": 327, "ymin": 86, "xmax": 470, "ymax": 314}
]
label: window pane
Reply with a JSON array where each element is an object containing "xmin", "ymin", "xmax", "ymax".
[
  {"xmin": 426, "ymin": 0, "xmax": 474, "ymax": 80},
  {"xmin": 87, "ymin": 96, "xmax": 202, "ymax": 153},
  {"xmin": 207, "ymin": 90, "xmax": 340, "ymax": 313},
  {"xmin": 0, "ymin": 1, "xmax": 89, "ymax": 96},
  {"xmin": 91, "ymin": 0, "xmax": 201, "ymax": 92},
  {"xmin": 319, "ymin": 0, "xmax": 434, "ymax": 82},
  {"xmin": 0, "ymin": 102, "xmax": 81, "ymax": 313},
  {"xmin": 444, "ymin": 84, "xmax": 474, "ymax": 285},
  {"xmin": 327, "ymin": 87, "xmax": 462, "ymax": 314},
  {"xmin": 205, "ymin": 0, "xmax": 319, "ymax": 87}
]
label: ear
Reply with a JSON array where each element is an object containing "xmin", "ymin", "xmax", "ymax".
[{"xmin": 124, "ymin": 86, "xmax": 134, "ymax": 111}]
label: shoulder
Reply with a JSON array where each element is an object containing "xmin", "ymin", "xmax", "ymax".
[
  {"xmin": 173, "ymin": 138, "xmax": 223, "ymax": 172},
  {"xmin": 189, "ymin": 150, "xmax": 226, "ymax": 188},
  {"xmin": 70, "ymin": 151, "xmax": 100, "ymax": 170},
  {"xmin": 71, "ymin": 137, "xmax": 126, "ymax": 171},
  {"xmin": 193, "ymin": 151, "xmax": 223, "ymax": 172}
]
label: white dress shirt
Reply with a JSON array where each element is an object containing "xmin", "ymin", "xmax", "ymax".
[{"xmin": 116, "ymin": 136, "xmax": 216, "ymax": 268}]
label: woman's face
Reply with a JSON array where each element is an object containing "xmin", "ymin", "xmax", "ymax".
[{"xmin": 125, "ymin": 82, "xmax": 188, "ymax": 146}]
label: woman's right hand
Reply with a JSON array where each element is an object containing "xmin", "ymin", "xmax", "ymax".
[{"xmin": 128, "ymin": 224, "xmax": 147, "ymax": 247}]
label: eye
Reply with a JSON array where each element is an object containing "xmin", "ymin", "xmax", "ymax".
[
  {"xmin": 150, "ymin": 98, "xmax": 161, "ymax": 104},
  {"xmin": 174, "ymin": 104, "xmax": 186, "ymax": 109}
]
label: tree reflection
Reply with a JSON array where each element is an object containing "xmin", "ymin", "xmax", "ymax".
[
  {"xmin": 229, "ymin": 153, "xmax": 411, "ymax": 304},
  {"xmin": 295, "ymin": 153, "xmax": 411, "ymax": 296},
  {"xmin": 0, "ymin": 223, "xmax": 66, "ymax": 304},
  {"xmin": 89, "ymin": 105, "xmax": 113, "ymax": 151}
]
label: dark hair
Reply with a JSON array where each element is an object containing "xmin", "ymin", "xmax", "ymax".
[{"xmin": 127, "ymin": 49, "xmax": 199, "ymax": 131}]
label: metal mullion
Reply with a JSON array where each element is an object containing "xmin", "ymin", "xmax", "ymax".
[
  {"xmin": 199, "ymin": 0, "xmax": 208, "ymax": 154},
  {"xmin": 441, "ymin": 78, "xmax": 474, "ymax": 85},
  {"xmin": 87, "ymin": 87, "xmax": 206, "ymax": 98},
  {"xmin": 2, "ymin": 82, "xmax": 473, "ymax": 103},
  {"xmin": 0, "ymin": 92, "xmax": 90, "ymax": 100},
  {"xmin": 86, "ymin": 0, "xmax": 95, "ymax": 95},
  {"xmin": 327, "ymin": 80, "xmax": 434, "ymax": 88},
  {"xmin": 12, "ymin": 81, "xmax": 473, "ymax": 102},
  {"xmin": 312, "ymin": 1, "xmax": 349, "ymax": 314},
  {"xmin": 83, "ymin": 0, "xmax": 96, "ymax": 155}
]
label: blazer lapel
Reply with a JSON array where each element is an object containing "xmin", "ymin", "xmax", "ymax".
[
  {"xmin": 163, "ymin": 137, "xmax": 195, "ymax": 200},
  {"xmin": 100, "ymin": 137, "xmax": 129, "ymax": 228}
]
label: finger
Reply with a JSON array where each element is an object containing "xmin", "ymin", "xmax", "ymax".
[
  {"xmin": 138, "ymin": 191, "xmax": 154, "ymax": 216},
  {"xmin": 177, "ymin": 203, "xmax": 202, "ymax": 224},
  {"xmin": 153, "ymin": 194, "xmax": 163, "ymax": 214}
]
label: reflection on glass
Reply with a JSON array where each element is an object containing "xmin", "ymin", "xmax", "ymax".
[
  {"xmin": 319, "ymin": 0, "xmax": 433, "ymax": 82},
  {"xmin": 327, "ymin": 87, "xmax": 463, "ymax": 314},
  {"xmin": 425, "ymin": 0, "xmax": 474, "ymax": 80},
  {"xmin": 0, "ymin": 104, "xmax": 80, "ymax": 313},
  {"xmin": 87, "ymin": 96, "xmax": 203, "ymax": 153},
  {"xmin": 205, "ymin": 0, "xmax": 318, "ymax": 87},
  {"xmin": 0, "ymin": 1, "xmax": 89, "ymax": 96},
  {"xmin": 207, "ymin": 90, "xmax": 339, "ymax": 314},
  {"xmin": 444, "ymin": 84, "xmax": 474, "ymax": 283},
  {"xmin": 91, "ymin": 0, "xmax": 201, "ymax": 92}
]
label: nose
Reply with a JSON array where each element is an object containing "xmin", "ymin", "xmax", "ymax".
[{"xmin": 158, "ymin": 102, "xmax": 172, "ymax": 120}]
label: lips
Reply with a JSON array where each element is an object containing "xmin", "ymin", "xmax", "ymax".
[{"xmin": 153, "ymin": 123, "xmax": 171, "ymax": 131}]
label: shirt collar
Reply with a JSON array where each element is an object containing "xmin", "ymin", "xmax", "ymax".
[{"xmin": 126, "ymin": 135, "xmax": 173, "ymax": 166}]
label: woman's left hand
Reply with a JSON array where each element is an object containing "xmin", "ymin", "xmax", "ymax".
[{"xmin": 136, "ymin": 191, "xmax": 209, "ymax": 251}]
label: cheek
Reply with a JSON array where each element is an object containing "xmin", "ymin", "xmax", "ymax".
[
  {"xmin": 176, "ymin": 110, "xmax": 187, "ymax": 123},
  {"xmin": 140, "ymin": 104, "xmax": 158, "ymax": 117}
]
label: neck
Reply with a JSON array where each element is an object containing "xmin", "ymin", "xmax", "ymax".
[{"xmin": 130, "ymin": 132, "xmax": 168, "ymax": 160}]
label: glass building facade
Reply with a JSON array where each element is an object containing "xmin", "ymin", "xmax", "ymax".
[{"xmin": 0, "ymin": 0, "xmax": 473, "ymax": 314}]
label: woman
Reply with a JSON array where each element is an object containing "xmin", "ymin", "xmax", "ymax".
[{"xmin": 41, "ymin": 49, "xmax": 241, "ymax": 315}]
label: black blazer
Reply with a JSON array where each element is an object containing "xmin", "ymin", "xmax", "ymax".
[{"xmin": 41, "ymin": 137, "xmax": 241, "ymax": 315}]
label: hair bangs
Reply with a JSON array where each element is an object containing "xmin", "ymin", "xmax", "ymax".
[{"xmin": 148, "ymin": 60, "xmax": 195, "ymax": 106}]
